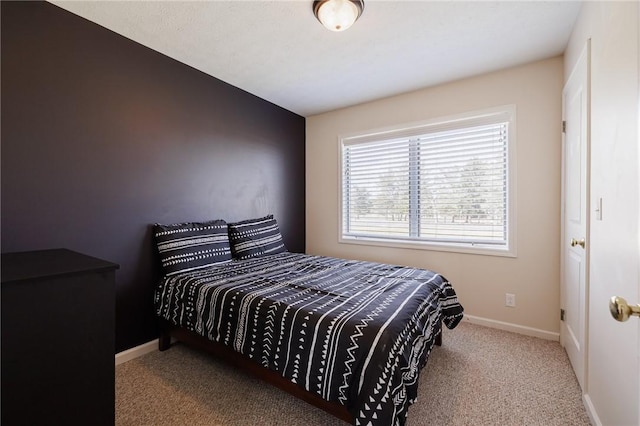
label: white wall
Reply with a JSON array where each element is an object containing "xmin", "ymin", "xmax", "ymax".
[
  {"xmin": 564, "ymin": 2, "xmax": 639, "ymax": 425},
  {"xmin": 306, "ymin": 57, "xmax": 564, "ymax": 336}
]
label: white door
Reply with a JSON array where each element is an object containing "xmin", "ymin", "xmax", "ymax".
[
  {"xmin": 583, "ymin": 2, "xmax": 640, "ymax": 425},
  {"xmin": 561, "ymin": 43, "xmax": 589, "ymax": 390}
]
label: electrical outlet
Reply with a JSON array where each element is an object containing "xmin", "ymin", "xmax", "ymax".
[{"xmin": 505, "ymin": 293, "xmax": 516, "ymax": 307}]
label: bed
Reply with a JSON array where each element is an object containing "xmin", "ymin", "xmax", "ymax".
[{"xmin": 153, "ymin": 215, "xmax": 464, "ymax": 426}]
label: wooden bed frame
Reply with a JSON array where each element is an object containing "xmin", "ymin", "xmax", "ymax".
[{"xmin": 158, "ymin": 319, "xmax": 443, "ymax": 424}]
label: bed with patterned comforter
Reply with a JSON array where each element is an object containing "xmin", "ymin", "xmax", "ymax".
[{"xmin": 155, "ymin": 251, "xmax": 463, "ymax": 426}]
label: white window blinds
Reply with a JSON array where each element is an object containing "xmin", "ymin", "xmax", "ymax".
[{"xmin": 341, "ymin": 110, "xmax": 513, "ymax": 252}]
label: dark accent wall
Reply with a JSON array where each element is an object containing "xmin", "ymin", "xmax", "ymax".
[{"xmin": 1, "ymin": 1, "xmax": 306, "ymax": 353}]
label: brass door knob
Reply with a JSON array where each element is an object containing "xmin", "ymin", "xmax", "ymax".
[
  {"xmin": 570, "ymin": 238, "xmax": 586, "ymax": 248},
  {"xmin": 609, "ymin": 296, "xmax": 640, "ymax": 322}
]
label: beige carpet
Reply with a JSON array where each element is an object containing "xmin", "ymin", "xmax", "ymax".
[{"xmin": 116, "ymin": 322, "xmax": 592, "ymax": 425}]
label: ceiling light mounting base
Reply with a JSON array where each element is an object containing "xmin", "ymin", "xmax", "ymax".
[{"xmin": 313, "ymin": 0, "xmax": 364, "ymax": 32}]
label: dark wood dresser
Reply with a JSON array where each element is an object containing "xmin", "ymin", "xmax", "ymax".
[{"xmin": 1, "ymin": 249, "xmax": 118, "ymax": 426}]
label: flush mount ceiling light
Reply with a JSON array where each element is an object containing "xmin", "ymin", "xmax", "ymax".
[{"xmin": 313, "ymin": 0, "xmax": 364, "ymax": 32}]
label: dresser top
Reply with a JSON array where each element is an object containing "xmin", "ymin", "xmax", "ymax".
[{"xmin": 1, "ymin": 249, "xmax": 119, "ymax": 284}]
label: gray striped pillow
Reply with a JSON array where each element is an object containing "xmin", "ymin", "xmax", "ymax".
[
  {"xmin": 228, "ymin": 215, "xmax": 287, "ymax": 260},
  {"xmin": 154, "ymin": 219, "xmax": 232, "ymax": 276}
]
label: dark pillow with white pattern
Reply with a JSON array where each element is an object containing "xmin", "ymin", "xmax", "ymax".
[
  {"xmin": 154, "ymin": 219, "xmax": 232, "ymax": 276},
  {"xmin": 228, "ymin": 214, "xmax": 287, "ymax": 260}
]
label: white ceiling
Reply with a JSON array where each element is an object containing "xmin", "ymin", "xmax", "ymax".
[{"xmin": 51, "ymin": 1, "xmax": 582, "ymax": 117}]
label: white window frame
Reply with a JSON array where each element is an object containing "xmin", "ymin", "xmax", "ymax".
[{"xmin": 338, "ymin": 105, "xmax": 517, "ymax": 257}]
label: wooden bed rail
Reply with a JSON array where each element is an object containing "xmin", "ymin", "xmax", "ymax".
[
  {"xmin": 158, "ymin": 319, "xmax": 353, "ymax": 423},
  {"xmin": 158, "ymin": 318, "xmax": 443, "ymax": 424}
]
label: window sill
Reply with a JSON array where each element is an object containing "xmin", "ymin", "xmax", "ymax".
[{"xmin": 339, "ymin": 235, "xmax": 517, "ymax": 258}]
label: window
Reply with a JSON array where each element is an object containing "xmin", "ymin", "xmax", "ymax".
[{"xmin": 339, "ymin": 106, "xmax": 516, "ymax": 256}]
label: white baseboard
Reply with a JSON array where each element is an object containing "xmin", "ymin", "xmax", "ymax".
[
  {"xmin": 583, "ymin": 393, "xmax": 602, "ymax": 426},
  {"xmin": 115, "ymin": 339, "xmax": 158, "ymax": 366},
  {"xmin": 115, "ymin": 316, "xmax": 559, "ymax": 365},
  {"xmin": 461, "ymin": 314, "xmax": 560, "ymax": 341}
]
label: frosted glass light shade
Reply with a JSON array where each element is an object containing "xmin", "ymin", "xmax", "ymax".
[{"xmin": 313, "ymin": 0, "xmax": 364, "ymax": 32}]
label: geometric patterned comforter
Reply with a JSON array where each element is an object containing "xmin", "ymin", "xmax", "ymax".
[{"xmin": 155, "ymin": 252, "xmax": 464, "ymax": 426}]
